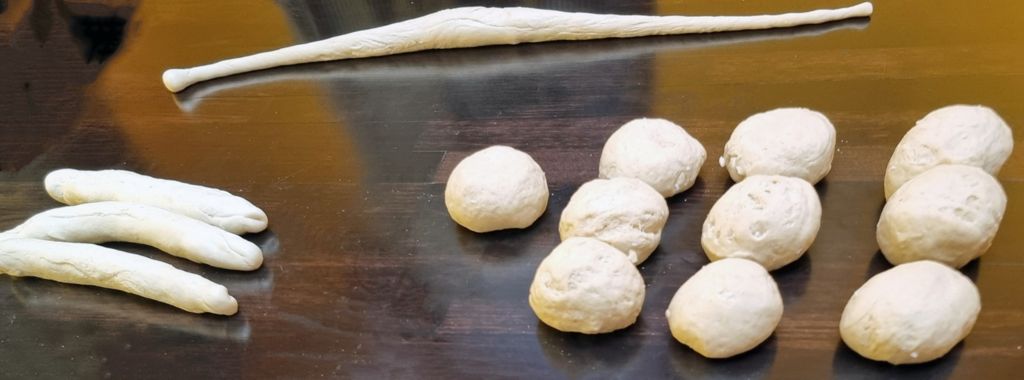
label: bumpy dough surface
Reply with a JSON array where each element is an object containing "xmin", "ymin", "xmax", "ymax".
[
  {"xmin": 529, "ymin": 237, "xmax": 645, "ymax": 334},
  {"xmin": 701, "ymin": 175, "xmax": 821, "ymax": 271},
  {"xmin": 666, "ymin": 258, "xmax": 783, "ymax": 358},
  {"xmin": 559, "ymin": 178, "xmax": 668, "ymax": 265},
  {"xmin": 599, "ymin": 118, "xmax": 706, "ymax": 197},
  {"xmin": 721, "ymin": 108, "xmax": 836, "ymax": 184},
  {"xmin": 884, "ymin": 105, "xmax": 1013, "ymax": 198},
  {"xmin": 445, "ymin": 146, "xmax": 549, "ymax": 233},
  {"xmin": 840, "ymin": 260, "xmax": 980, "ymax": 365},
  {"xmin": 877, "ymin": 165, "xmax": 1006, "ymax": 268}
]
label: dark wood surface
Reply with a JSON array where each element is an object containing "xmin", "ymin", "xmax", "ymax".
[{"xmin": 1, "ymin": 0, "xmax": 1023, "ymax": 378}]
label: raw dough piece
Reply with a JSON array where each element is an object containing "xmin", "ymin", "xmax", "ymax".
[
  {"xmin": 559, "ymin": 178, "xmax": 669, "ymax": 265},
  {"xmin": 599, "ymin": 118, "xmax": 707, "ymax": 197},
  {"xmin": 884, "ymin": 105, "xmax": 1014, "ymax": 198},
  {"xmin": 8, "ymin": 202, "xmax": 264, "ymax": 271},
  {"xmin": 0, "ymin": 238, "xmax": 238, "ymax": 315},
  {"xmin": 877, "ymin": 165, "xmax": 1006, "ymax": 268},
  {"xmin": 445, "ymin": 146, "xmax": 549, "ymax": 233},
  {"xmin": 45, "ymin": 169, "xmax": 268, "ymax": 235},
  {"xmin": 701, "ymin": 175, "xmax": 820, "ymax": 270},
  {"xmin": 721, "ymin": 108, "xmax": 836, "ymax": 184},
  {"xmin": 529, "ymin": 237, "xmax": 645, "ymax": 334},
  {"xmin": 666, "ymin": 258, "xmax": 783, "ymax": 358},
  {"xmin": 162, "ymin": 3, "xmax": 874, "ymax": 92},
  {"xmin": 840, "ymin": 260, "xmax": 980, "ymax": 365}
]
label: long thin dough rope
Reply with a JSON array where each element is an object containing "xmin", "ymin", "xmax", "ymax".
[{"xmin": 162, "ymin": 3, "xmax": 874, "ymax": 92}]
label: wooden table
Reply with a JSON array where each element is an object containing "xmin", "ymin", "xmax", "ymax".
[{"xmin": 1, "ymin": 0, "xmax": 1022, "ymax": 378}]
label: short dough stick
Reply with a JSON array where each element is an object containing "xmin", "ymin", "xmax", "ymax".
[
  {"xmin": 8, "ymin": 202, "xmax": 263, "ymax": 271},
  {"xmin": 162, "ymin": 3, "xmax": 874, "ymax": 92},
  {"xmin": 45, "ymin": 169, "xmax": 268, "ymax": 235},
  {"xmin": 0, "ymin": 238, "xmax": 238, "ymax": 315}
]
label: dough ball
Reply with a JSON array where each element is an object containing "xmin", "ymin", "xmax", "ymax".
[
  {"xmin": 529, "ymin": 237, "xmax": 645, "ymax": 334},
  {"xmin": 559, "ymin": 178, "xmax": 669, "ymax": 265},
  {"xmin": 878, "ymin": 165, "xmax": 1007, "ymax": 268},
  {"xmin": 840, "ymin": 260, "xmax": 980, "ymax": 365},
  {"xmin": 599, "ymin": 118, "xmax": 706, "ymax": 197},
  {"xmin": 701, "ymin": 175, "xmax": 821, "ymax": 271},
  {"xmin": 884, "ymin": 105, "xmax": 1013, "ymax": 198},
  {"xmin": 666, "ymin": 258, "xmax": 783, "ymax": 358},
  {"xmin": 444, "ymin": 146, "xmax": 549, "ymax": 233},
  {"xmin": 721, "ymin": 108, "xmax": 836, "ymax": 184}
]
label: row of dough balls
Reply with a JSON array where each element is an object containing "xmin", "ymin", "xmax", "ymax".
[
  {"xmin": 840, "ymin": 105, "xmax": 1012, "ymax": 365},
  {"xmin": 673, "ymin": 108, "xmax": 834, "ymax": 358}
]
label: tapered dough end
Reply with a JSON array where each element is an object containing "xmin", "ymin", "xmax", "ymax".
[
  {"xmin": 163, "ymin": 69, "xmax": 192, "ymax": 93},
  {"xmin": 853, "ymin": 2, "xmax": 874, "ymax": 17},
  {"xmin": 223, "ymin": 236, "xmax": 265, "ymax": 271},
  {"xmin": 44, "ymin": 168, "xmax": 78, "ymax": 204},
  {"xmin": 204, "ymin": 285, "xmax": 239, "ymax": 316}
]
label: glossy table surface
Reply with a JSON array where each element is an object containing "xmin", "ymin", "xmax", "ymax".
[{"xmin": 1, "ymin": 0, "xmax": 1023, "ymax": 378}]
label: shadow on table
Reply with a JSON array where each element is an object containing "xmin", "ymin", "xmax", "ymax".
[
  {"xmin": 667, "ymin": 334, "xmax": 778, "ymax": 379},
  {"xmin": 831, "ymin": 340, "xmax": 963, "ymax": 380}
]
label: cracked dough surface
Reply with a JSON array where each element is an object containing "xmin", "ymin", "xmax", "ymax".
[
  {"xmin": 721, "ymin": 108, "xmax": 836, "ymax": 184},
  {"xmin": 529, "ymin": 237, "xmax": 644, "ymax": 334},
  {"xmin": 840, "ymin": 260, "xmax": 980, "ymax": 365},
  {"xmin": 559, "ymin": 177, "xmax": 668, "ymax": 265},
  {"xmin": 877, "ymin": 165, "xmax": 1006, "ymax": 268},
  {"xmin": 445, "ymin": 145, "xmax": 549, "ymax": 233},
  {"xmin": 666, "ymin": 258, "xmax": 782, "ymax": 358},
  {"xmin": 884, "ymin": 104, "xmax": 1013, "ymax": 198},
  {"xmin": 599, "ymin": 118, "xmax": 706, "ymax": 197},
  {"xmin": 701, "ymin": 175, "xmax": 821, "ymax": 271}
]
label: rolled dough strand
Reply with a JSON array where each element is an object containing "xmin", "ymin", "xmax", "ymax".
[
  {"xmin": 0, "ymin": 238, "xmax": 238, "ymax": 315},
  {"xmin": 162, "ymin": 3, "xmax": 874, "ymax": 92},
  {"xmin": 8, "ymin": 202, "xmax": 263, "ymax": 271},
  {"xmin": 45, "ymin": 169, "xmax": 268, "ymax": 235}
]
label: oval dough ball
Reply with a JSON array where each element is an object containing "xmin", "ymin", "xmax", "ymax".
[
  {"xmin": 599, "ymin": 118, "xmax": 706, "ymax": 197},
  {"xmin": 721, "ymin": 108, "xmax": 836, "ymax": 184},
  {"xmin": 701, "ymin": 175, "xmax": 821, "ymax": 271},
  {"xmin": 529, "ymin": 237, "xmax": 645, "ymax": 334},
  {"xmin": 444, "ymin": 146, "xmax": 549, "ymax": 233},
  {"xmin": 840, "ymin": 260, "xmax": 980, "ymax": 365},
  {"xmin": 877, "ymin": 165, "xmax": 1007, "ymax": 268},
  {"xmin": 559, "ymin": 178, "xmax": 669, "ymax": 265},
  {"xmin": 665, "ymin": 258, "xmax": 783, "ymax": 358},
  {"xmin": 884, "ymin": 105, "xmax": 1013, "ymax": 198}
]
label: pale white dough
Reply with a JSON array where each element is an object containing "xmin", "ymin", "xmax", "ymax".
[
  {"xmin": 884, "ymin": 105, "xmax": 1014, "ymax": 198},
  {"xmin": 599, "ymin": 118, "xmax": 707, "ymax": 197},
  {"xmin": 0, "ymin": 238, "xmax": 238, "ymax": 315},
  {"xmin": 529, "ymin": 237, "xmax": 645, "ymax": 334},
  {"xmin": 559, "ymin": 178, "xmax": 669, "ymax": 265},
  {"xmin": 45, "ymin": 169, "xmax": 269, "ymax": 235},
  {"xmin": 721, "ymin": 108, "xmax": 836, "ymax": 184},
  {"xmin": 8, "ymin": 202, "xmax": 264, "ymax": 271},
  {"xmin": 701, "ymin": 175, "xmax": 821, "ymax": 271},
  {"xmin": 840, "ymin": 260, "xmax": 980, "ymax": 365},
  {"xmin": 665, "ymin": 258, "xmax": 783, "ymax": 358},
  {"xmin": 445, "ymin": 146, "xmax": 549, "ymax": 233},
  {"xmin": 877, "ymin": 165, "xmax": 1007, "ymax": 268},
  {"xmin": 162, "ymin": 4, "xmax": 874, "ymax": 92}
]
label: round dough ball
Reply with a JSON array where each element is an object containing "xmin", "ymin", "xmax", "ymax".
[
  {"xmin": 666, "ymin": 258, "xmax": 783, "ymax": 358},
  {"xmin": 884, "ymin": 105, "xmax": 1013, "ymax": 198},
  {"xmin": 599, "ymin": 118, "xmax": 706, "ymax": 197},
  {"xmin": 878, "ymin": 165, "xmax": 1007, "ymax": 268},
  {"xmin": 529, "ymin": 237, "xmax": 645, "ymax": 334},
  {"xmin": 701, "ymin": 175, "xmax": 821, "ymax": 271},
  {"xmin": 559, "ymin": 178, "xmax": 668, "ymax": 265},
  {"xmin": 444, "ymin": 146, "xmax": 549, "ymax": 233},
  {"xmin": 840, "ymin": 260, "xmax": 980, "ymax": 365},
  {"xmin": 721, "ymin": 108, "xmax": 836, "ymax": 184}
]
